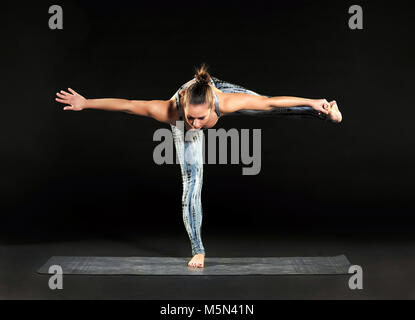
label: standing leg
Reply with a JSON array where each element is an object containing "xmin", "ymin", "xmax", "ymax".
[{"xmin": 171, "ymin": 123, "xmax": 206, "ymax": 260}]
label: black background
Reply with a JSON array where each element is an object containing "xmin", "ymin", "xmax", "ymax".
[{"xmin": 1, "ymin": 0, "xmax": 414, "ymax": 243}]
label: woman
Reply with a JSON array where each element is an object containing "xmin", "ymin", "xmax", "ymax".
[{"xmin": 55, "ymin": 64, "xmax": 342, "ymax": 268}]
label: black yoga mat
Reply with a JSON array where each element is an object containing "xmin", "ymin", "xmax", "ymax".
[{"xmin": 37, "ymin": 255, "xmax": 351, "ymax": 275}]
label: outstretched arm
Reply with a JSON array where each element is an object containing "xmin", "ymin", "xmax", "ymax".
[
  {"xmin": 221, "ymin": 92, "xmax": 335, "ymax": 116},
  {"xmin": 55, "ymin": 88, "xmax": 176, "ymax": 124}
]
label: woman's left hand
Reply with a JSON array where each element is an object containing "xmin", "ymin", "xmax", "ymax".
[{"xmin": 310, "ymin": 99, "xmax": 331, "ymax": 114}]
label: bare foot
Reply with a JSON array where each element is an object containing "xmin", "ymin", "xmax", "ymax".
[
  {"xmin": 188, "ymin": 253, "xmax": 205, "ymax": 268},
  {"xmin": 328, "ymin": 100, "xmax": 342, "ymax": 123}
]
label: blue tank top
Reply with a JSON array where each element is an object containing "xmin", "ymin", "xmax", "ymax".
[{"xmin": 174, "ymin": 78, "xmax": 221, "ymax": 121}]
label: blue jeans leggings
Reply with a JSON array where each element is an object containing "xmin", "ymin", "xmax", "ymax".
[{"xmin": 170, "ymin": 77, "xmax": 327, "ymax": 256}]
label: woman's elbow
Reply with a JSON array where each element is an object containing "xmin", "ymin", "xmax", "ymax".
[{"xmin": 257, "ymin": 97, "xmax": 273, "ymax": 111}]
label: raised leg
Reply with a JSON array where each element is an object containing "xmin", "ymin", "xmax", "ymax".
[{"xmin": 211, "ymin": 76, "xmax": 328, "ymax": 120}]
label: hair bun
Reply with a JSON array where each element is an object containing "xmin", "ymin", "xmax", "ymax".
[{"xmin": 194, "ymin": 63, "xmax": 211, "ymax": 85}]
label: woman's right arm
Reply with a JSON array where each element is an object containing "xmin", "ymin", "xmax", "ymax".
[{"xmin": 55, "ymin": 88, "xmax": 177, "ymax": 124}]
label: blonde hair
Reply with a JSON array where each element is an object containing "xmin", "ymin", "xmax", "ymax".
[{"xmin": 182, "ymin": 63, "xmax": 215, "ymax": 110}]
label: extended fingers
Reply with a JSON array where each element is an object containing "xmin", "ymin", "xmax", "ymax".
[
  {"xmin": 55, "ymin": 97, "xmax": 68, "ymax": 103},
  {"xmin": 59, "ymin": 89, "xmax": 72, "ymax": 96},
  {"xmin": 67, "ymin": 88, "xmax": 77, "ymax": 95},
  {"xmin": 56, "ymin": 90, "xmax": 74, "ymax": 104},
  {"xmin": 56, "ymin": 92, "xmax": 67, "ymax": 99}
]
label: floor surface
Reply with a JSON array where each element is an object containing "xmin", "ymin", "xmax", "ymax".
[{"xmin": 1, "ymin": 231, "xmax": 414, "ymax": 299}]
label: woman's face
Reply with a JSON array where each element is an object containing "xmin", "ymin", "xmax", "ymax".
[{"xmin": 184, "ymin": 103, "xmax": 212, "ymax": 130}]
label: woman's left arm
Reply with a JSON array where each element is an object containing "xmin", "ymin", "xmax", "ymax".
[{"xmin": 221, "ymin": 92, "xmax": 332, "ymax": 115}]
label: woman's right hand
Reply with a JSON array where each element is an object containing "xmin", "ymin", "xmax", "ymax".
[{"xmin": 55, "ymin": 88, "xmax": 86, "ymax": 111}]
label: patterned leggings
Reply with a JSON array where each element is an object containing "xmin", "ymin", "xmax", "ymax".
[{"xmin": 170, "ymin": 77, "xmax": 326, "ymax": 256}]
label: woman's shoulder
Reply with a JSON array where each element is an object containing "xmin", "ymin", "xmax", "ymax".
[{"xmin": 167, "ymin": 90, "xmax": 184, "ymax": 124}]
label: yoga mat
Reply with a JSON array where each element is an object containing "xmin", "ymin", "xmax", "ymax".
[{"xmin": 37, "ymin": 255, "xmax": 351, "ymax": 275}]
